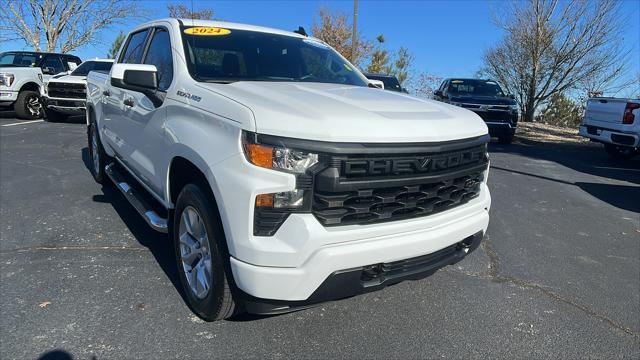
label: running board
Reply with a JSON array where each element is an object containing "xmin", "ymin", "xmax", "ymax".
[{"xmin": 105, "ymin": 163, "xmax": 168, "ymax": 233}]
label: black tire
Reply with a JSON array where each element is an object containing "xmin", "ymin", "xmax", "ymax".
[
  {"xmin": 498, "ymin": 134, "xmax": 514, "ymax": 144},
  {"xmin": 604, "ymin": 143, "xmax": 637, "ymax": 160},
  {"xmin": 87, "ymin": 119, "xmax": 109, "ymax": 183},
  {"xmin": 14, "ymin": 91, "xmax": 43, "ymax": 120},
  {"xmin": 173, "ymin": 183, "xmax": 237, "ymax": 321},
  {"xmin": 44, "ymin": 107, "xmax": 68, "ymax": 122}
]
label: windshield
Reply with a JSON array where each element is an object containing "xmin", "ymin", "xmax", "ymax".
[
  {"xmin": 448, "ymin": 79, "xmax": 505, "ymax": 97},
  {"xmin": 181, "ymin": 27, "xmax": 369, "ymax": 86},
  {"xmin": 0, "ymin": 52, "xmax": 42, "ymax": 67},
  {"xmin": 71, "ymin": 61, "xmax": 113, "ymax": 76}
]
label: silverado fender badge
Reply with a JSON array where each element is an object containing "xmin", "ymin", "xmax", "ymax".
[{"xmin": 177, "ymin": 90, "xmax": 202, "ymax": 102}]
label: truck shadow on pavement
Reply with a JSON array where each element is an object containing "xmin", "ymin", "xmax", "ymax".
[
  {"xmin": 80, "ymin": 148, "xmax": 193, "ymax": 311},
  {"xmin": 80, "ymin": 147, "xmax": 268, "ymax": 321},
  {"xmin": 489, "ymin": 140, "xmax": 640, "ymax": 213}
]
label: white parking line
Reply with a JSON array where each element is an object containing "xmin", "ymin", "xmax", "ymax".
[{"xmin": 1, "ymin": 120, "xmax": 44, "ymax": 127}]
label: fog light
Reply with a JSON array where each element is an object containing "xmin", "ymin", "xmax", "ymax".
[
  {"xmin": 256, "ymin": 190, "xmax": 305, "ymax": 209},
  {"xmin": 274, "ymin": 190, "xmax": 305, "ymax": 208}
]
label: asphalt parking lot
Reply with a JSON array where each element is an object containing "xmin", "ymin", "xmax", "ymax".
[{"xmin": 1, "ymin": 113, "xmax": 639, "ymax": 359}]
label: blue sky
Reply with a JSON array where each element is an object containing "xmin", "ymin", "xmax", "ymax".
[{"xmin": 2, "ymin": 0, "xmax": 639, "ymax": 90}]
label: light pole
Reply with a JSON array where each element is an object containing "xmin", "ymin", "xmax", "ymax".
[{"xmin": 352, "ymin": 0, "xmax": 358, "ymax": 62}]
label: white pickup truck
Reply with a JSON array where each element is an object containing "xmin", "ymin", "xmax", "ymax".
[
  {"xmin": 44, "ymin": 59, "xmax": 114, "ymax": 122},
  {"xmin": 579, "ymin": 97, "xmax": 640, "ymax": 159},
  {"xmin": 86, "ymin": 18, "xmax": 491, "ymax": 321},
  {"xmin": 0, "ymin": 51, "xmax": 82, "ymax": 119}
]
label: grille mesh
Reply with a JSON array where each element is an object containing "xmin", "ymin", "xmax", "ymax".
[{"xmin": 313, "ymin": 171, "xmax": 484, "ymax": 226}]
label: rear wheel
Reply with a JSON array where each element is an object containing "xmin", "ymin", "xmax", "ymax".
[
  {"xmin": 173, "ymin": 184, "xmax": 237, "ymax": 321},
  {"xmin": 44, "ymin": 107, "xmax": 69, "ymax": 122},
  {"xmin": 88, "ymin": 119, "xmax": 109, "ymax": 183},
  {"xmin": 604, "ymin": 143, "xmax": 637, "ymax": 160},
  {"xmin": 14, "ymin": 91, "xmax": 43, "ymax": 120}
]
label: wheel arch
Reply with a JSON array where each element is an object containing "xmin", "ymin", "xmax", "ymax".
[
  {"xmin": 167, "ymin": 154, "xmax": 234, "ymax": 254},
  {"xmin": 18, "ymin": 81, "xmax": 42, "ymax": 94}
]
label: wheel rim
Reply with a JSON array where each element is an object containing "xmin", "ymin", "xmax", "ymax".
[
  {"xmin": 26, "ymin": 95, "xmax": 42, "ymax": 116},
  {"xmin": 179, "ymin": 206, "xmax": 213, "ymax": 299},
  {"xmin": 91, "ymin": 125, "xmax": 100, "ymax": 176}
]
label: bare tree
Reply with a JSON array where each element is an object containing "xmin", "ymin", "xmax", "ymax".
[
  {"xmin": 167, "ymin": 3, "xmax": 214, "ymax": 20},
  {"xmin": 411, "ymin": 72, "xmax": 444, "ymax": 99},
  {"xmin": 0, "ymin": 0, "xmax": 139, "ymax": 53},
  {"xmin": 482, "ymin": 0, "xmax": 631, "ymax": 122},
  {"xmin": 311, "ymin": 7, "xmax": 372, "ymax": 66}
]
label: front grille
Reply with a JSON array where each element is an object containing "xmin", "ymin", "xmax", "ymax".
[
  {"xmin": 48, "ymin": 83, "xmax": 86, "ymax": 99},
  {"xmin": 473, "ymin": 109, "xmax": 512, "ymax": 121},
  {"xmin": 312, "ymin": 143, "xmax": 488, "ymax": 227}
]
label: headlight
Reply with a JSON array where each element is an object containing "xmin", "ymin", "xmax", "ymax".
[
  {"xmin": 508, "ymin": 104, "xmax": 519, "ymax": 112},
  {"xmin": 243, "ymin": 142, "xmax": 318, "ymax": 174},
  {"xmin": 0, "ymin": 73, "xmax": 15, "ymax": 87},
  {"xmin": 242, "ymin": 132, "xmax": 318, "ymax": 210}
]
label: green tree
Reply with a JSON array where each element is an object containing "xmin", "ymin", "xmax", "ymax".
[
  {"xmin": 107, "ymin": 31, "xmax": 126, "ymax": 59},
  {"xmin": 390, "ymin": 47, "xmax": 414, "ymax": 86},
  {"xmin": 536, "ymin": 93, "xmax": 582, "ymax": 128},
  {"xmin": 366, "ymin": 35, "xmax": 391, "ymax": 74}
]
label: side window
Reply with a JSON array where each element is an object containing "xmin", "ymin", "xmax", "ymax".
[
  {"xmin": 120, "ymin": 29, "xmax": 150, "ymax": 64},
  {"xmin": 143, "ymin": 28, "xmax": 174, "ymax": 91},
  {"xmin": 41, "ymin": 56, "xmax": 65, "ymax": 74}
]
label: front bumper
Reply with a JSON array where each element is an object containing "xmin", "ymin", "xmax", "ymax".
[
  {"xmin": 485, "ymin": 121, "xmax": 516, "ymax": 137},
  {"xmin": 579, "ymin": 125, "xmax": 639, "ymax": 148},
  {"xmin": 229, "ymin": 193, "xmax": 490, "ymax": 302},
  {"xmin": 45, "ymin": 97, "xmax": 86, "ymax": 114},
  {"xmin": 242, "ymin": 231, "xmax": 484, "ymax": 314},
  {"xmin": 0, "ymin": 90, "xmax": 18, "ymax": 105}
]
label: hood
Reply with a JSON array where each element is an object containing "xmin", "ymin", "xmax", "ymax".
[
  {"xmin": 449, "ymin": 94, "xmax": 516, "ymax": 106},
  {"xmin": 0, "ymin": 66, "xmax": 42, "ymax": 74},
  {"xmin": 197, "ymin": 82, "xmax": 488, "ymax": 143},
  {"xmin": 47, "ymin": 73, "xmax": 86, "ymax": 84}
]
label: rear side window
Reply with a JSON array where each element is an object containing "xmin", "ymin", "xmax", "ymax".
[
  {"xmin": 120, "ymin": 29, "xmax": 150, "ymax": 64},
  {"xmin": 143, "ymin": 28, "xmax": 174, "ymax": 91},
  {"xmin": 41, "ymin": 56, "xmax": 65, "ymax": 74}
]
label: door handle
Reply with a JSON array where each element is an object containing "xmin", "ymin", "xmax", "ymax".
[
  {"xmin": 102, "ymin": 90, "xmax": 111, "ymax": 97},
  {"xmin": 123, "ymin": 98, "xmax": 134, "ymax": 107}
]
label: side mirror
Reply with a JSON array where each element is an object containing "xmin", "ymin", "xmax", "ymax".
[
  {"xmin": 368, "ymin": 79, "xmax": 384, "ymax": 89},
  {"xmin": 508, "ymin": 94, "xmax": 515, "ymax": 99},
  {"xmin": 110, "ymin": 63, "xmax": 162, "ymax": 106},
  {"xmin": 433, "ymin": 90, "xmax": 443, "ymax": 97}
]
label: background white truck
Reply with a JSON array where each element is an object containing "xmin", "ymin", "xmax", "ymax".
[
  {"xmin": 44, "ymin": 59, "xmax": 113, "ymax": 122},
  {"xmin": 0, "ymin": 51, "xmax": 81, "ymax": 119},
  {"xmin": 580, "ymin": 97, "xmax": 640, "ymax": 159},
  {"xmin": 86, "ymin": 18, "xmax": 491, "ymax": 321}
]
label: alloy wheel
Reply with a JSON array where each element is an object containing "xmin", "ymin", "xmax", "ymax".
[{"xmin": 179, "ymin": 206, "xmax": 213, "ymax": 299}]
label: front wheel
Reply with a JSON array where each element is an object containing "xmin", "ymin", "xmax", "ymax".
[
  {"xmin": 173, "ymin": 184, "xmax": 237, "ymax": 321},
  {"xmin": 14, "ymin": 91, "xmax": 43, "ymax": 120},
  {"xmin": 604, "ymin": 143, "xmax": 637, "ymax": 160}
]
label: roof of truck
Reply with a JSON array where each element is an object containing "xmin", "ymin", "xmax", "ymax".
[{"xmin": 133, "ymin": 18, "xmax": 311, "ymax": 40}]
